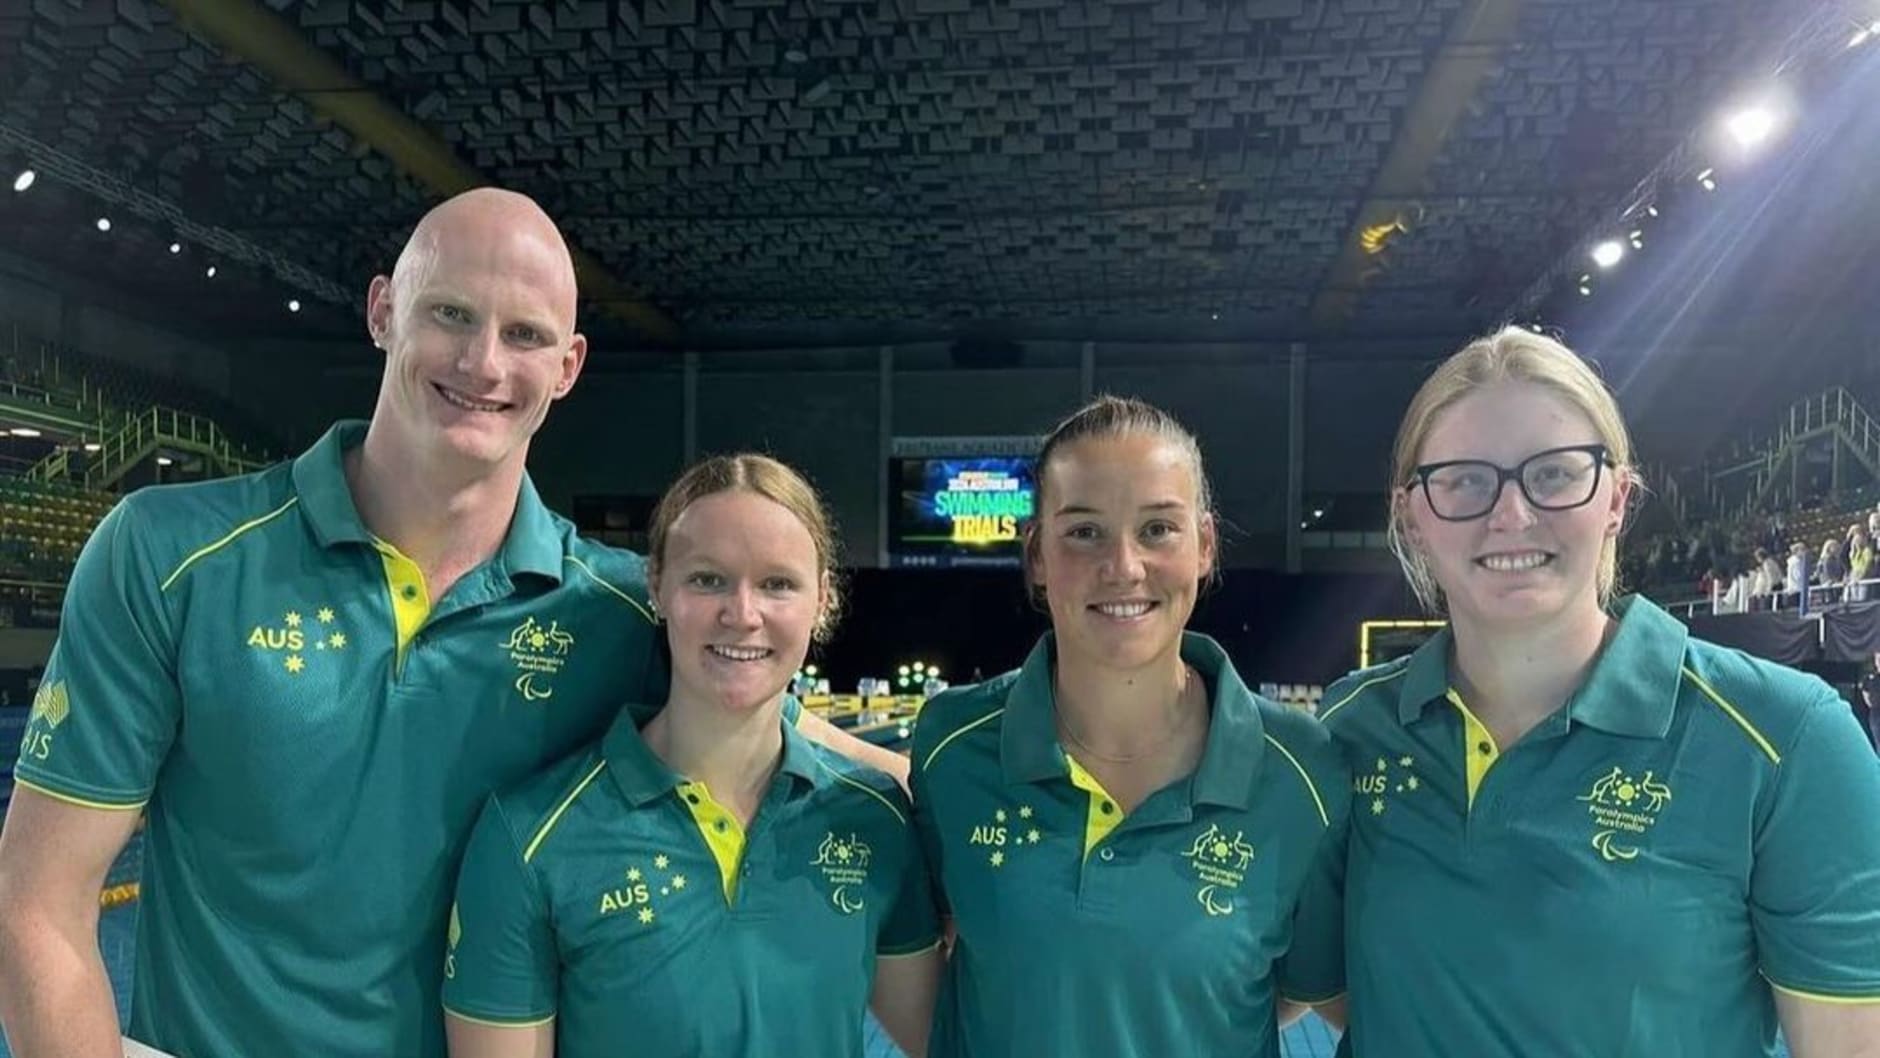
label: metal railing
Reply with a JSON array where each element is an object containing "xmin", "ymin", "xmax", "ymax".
[
  {"xmin": 1661, "ymin": 574, "xmax": 1880, "ymax": 619},
  {"xmin": 83, "ymin": 407, "xmax": 268, "ymax": 489},
  {"xmin": 1713, "ymin": 388, "xmax": 1880, "ymax": 519}
]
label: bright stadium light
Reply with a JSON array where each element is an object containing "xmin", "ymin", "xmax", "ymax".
[
  {"xmin": 1724, "ymin": 105, "xmax": 1780, "ymax": 150},
  {"xmin": 205, "ymin": 265, "xmax": 217, "ymax": 278},
  {"xmin": 169, "ymin": 242, "xmax": 182, "ymax": 254},
  {"xmin": 9, "ymin": 427, "xmax": 42, "ymax": 437},
  {"xmin": 95, "ymin": 217, "xmax": 111, "ymax": 232},
  {"xmin": 156, "ymin": 456, "xmax": 174, "ymax": 466},
  {"xmin": 1590, "ymin": 240, "xmax": 1625, "ymax": 269},
  {"xmin": 287, "ymin": 299, "xmax": 301, "ymax": 313},
  {"xmin": 83, "ymin": 442, "xmax": 101, "ymax": 452},
  {"xmin": 11, "ymin": 169, "xmax": 34, "ymax": 192}
]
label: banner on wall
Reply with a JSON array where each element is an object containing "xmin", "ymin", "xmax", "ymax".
[
  {"xmin": 1821, "ymin": 602, "xmax": 1880, "ymax": 661},
  {"xmin": 1685, "ymin": 611, "xmax": 1820, "ymax": 665}
]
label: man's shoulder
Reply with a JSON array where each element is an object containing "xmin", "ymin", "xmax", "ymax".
[
  {"xmin": 94, "ymin": 463, "xmax": 298, "ymax": 583},
  {"xmin": 553, "ymin": 533, "xmax": 654, "ymax": 616}
]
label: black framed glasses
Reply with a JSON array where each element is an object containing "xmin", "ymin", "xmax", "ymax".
[{"xmin": 1408, "ymin": 444, "xmax": 1613, "ymax": 522}]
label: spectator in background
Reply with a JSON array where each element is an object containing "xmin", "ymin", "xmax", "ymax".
[
  {"xmin": 1769, "ymin": 511, "xmax": 1789, "ymax": 554},
  {"xmin": 1817, "ymin": 538, "xmax": 1848, "ymax": 605},
  {"xmin": 1868, "ymin": 503, "xmax": 1880, "ymax": 541},
  {"xmin": 1718, "ymin": 560, "xmax": 1754, "ymax": 615},
  {"xmin": 1849, "ymin": 527, "xmax": 1875, "ymax": 603},
  {"xmin": 1787, "ymin": 542, "xmax": 1811, "ymax": 610},
  {"xmin": 1752, "ymin": 547, "xmax": 1784, "ymax": 609}
]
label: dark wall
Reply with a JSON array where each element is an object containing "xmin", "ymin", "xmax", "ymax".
[
  {"xmin": 812, "ymin": 566, "xmax": 1419, "ymax": 692},
  {"xmin": 213, "ymin": 341, "xmax": 1433, "ymax": 571},
  {"xmin": 0, "ymin": 261, "xmax": 233, "ymax": 401}
]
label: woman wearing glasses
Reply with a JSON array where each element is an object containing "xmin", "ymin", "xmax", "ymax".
[{"xmin": 1299, "ymin": 328, "xmax": 1880, "ymax": 1056}]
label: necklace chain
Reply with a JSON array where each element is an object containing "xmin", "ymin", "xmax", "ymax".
[{"xmin": 1056, "ymin": 665, "xmax": 1201, "ymax": 764}]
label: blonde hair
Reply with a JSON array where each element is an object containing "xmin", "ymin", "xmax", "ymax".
[
  {"xmin": 648, "ymin": 454, "xmax": 843, "ymax": 642},
  {"xmin": 1387, "ymin": 327, "xmax": 1638, "ymax": 614}
]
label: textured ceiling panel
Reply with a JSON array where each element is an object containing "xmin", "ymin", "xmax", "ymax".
[{"xmin": 0, "ymin": 0, "xmax": 1853, "ymax": 349}]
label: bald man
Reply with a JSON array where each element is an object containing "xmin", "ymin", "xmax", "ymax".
[{"xmin": 0, "ymin": 189, "xmax": 905, "ymax": 1058}]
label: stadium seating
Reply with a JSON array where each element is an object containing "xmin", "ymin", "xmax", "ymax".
[{"xmin": 0, "ymin": 475, "xmax": 117, "ymax": 582}]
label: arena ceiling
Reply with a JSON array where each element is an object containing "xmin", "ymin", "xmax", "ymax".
[{"xmin": 0, "ymin": 0, "xmax": 1867, "ymax": 353}]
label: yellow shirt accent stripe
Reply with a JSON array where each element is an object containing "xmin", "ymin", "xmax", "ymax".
[
  {"xmin": 1446, "ymin": 689, "xmax": 1501, "ymax": 809},
  {"xmin": 818, "ymin": 761, "xmax": 908, "ymax": 825},
  {"xmin": 563, "ymin": 555, "xmax": 656, "ymax": 624},
  {"xmin": 523, "ymin": 760, "xmax": 608, "ymax": 863},
  {"xmin": 11, "ymin": 777, "xmax": 147, "ymax": 812},
  {"xmin": 1263, "ymin": 733, "xmax": 1331, "ymax": 827},
  {"xmin": 1318, "ymin": 668, "xmax": 1406, "ymax": 723},
  {"xmin": 1763, "ymin": 975, "xmax": 1880, "ymax": 1005},
  {"xmin": 919, "ymin": 708, "xmax": 1004, "ymax": 773},
  {"xmin": 160, "ymin": 497, "xmax": 300, "ymax": 592},
  {"xmin": 1683, "ymin": 668, "xmax": 1782, "ymax": 765},
  {"xmin": 1065, "ymin": 754, "xmax": 1125, "ymax": 860},
  {"xmin": 442, "ymin": 1007, "xmax": 557, "ymax": 1028},
  {"xmin": 677, "ymin": 781, "xmax": 748, "ymax": 903}
]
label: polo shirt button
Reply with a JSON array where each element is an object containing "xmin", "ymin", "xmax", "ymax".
[
  {"xmin": 1099, "ymin": 848, "xmax": 1114, "ymax": 862},
  {"xmin": 1476, "ymin": 741, "xmax": 1493, "ymax": 756},
  {"xmin": 1099, "ymin": 801, "xmax": 1114, "ymax": 815},
  {"xmin": 685, "ymin": 793, "xmax": 700, "ymax": 805},
  {"xmin": 401, "ymin": 585, "xmax": 418, "ymax": 600},
  {"xmin": 714, "ymin": 819, "xmax": 728, "ymax": 832}
]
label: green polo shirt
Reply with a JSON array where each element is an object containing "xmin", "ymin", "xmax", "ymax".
[
  {"xmin": 441, "ymin": 705, "xmax": 939, "ymax": 1056},
  {"xmin": 1308, "ymin": 595, "xmax": 1880, "ymax": 1057},
  {"xmin": 13, "ymin": 421, "xmax": 675, "ymax": 1058},
  {"xmin": 910, "ymin": 632, "xmax": 1350, "ymax": 1058}
]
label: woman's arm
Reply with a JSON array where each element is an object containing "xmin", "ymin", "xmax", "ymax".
[
  {"xmin": 870, "ymin": 946, "xmax": 944, "ymax": 1058},
  {"xmin": 1774, "ymin": 990, "xmax": 1880, "ymax": 1058},
  {"xmin": 446, "ymin": 1014, "xmax": 555, "ymax": 1058}
]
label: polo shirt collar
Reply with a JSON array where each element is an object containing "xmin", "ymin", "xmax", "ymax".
[
  {"xmin": 1396, "ymin": 628, "xmax": 1454, "ymax": 725},
  {"xmin": 1565, "ymin": 596, "xmax": 1687, "ymax": 739},
  {"xmin": 999, "ymin": 632, "xmax": 1268, "ymax": 809},
  {"xmin": 290, "ymin": 421, "xmax": 373, "ymax": 547},
  {"xmin": 498, "ymin": 474, "xmax": 564, "ymax": 584},
  {"xmin": 1393, "ymin": 595, "xmax": 1686, "ymax": 740},
  {"xmin": 603, "ymin": 701, "xmax": 823, "ymax": 807},
  {"xmin": 289, "ymin": 419, "xmax": 563, "ymax": 585}
]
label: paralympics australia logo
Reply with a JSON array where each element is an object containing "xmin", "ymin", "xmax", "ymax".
[
  {"xmin": 1181, "ymin": 823, "xmax": 1254, "ymax": 917},
  {"xmin": 1576, "ymin": 765, "xmax": 1672, "ymax": 862},
  {"xmin": 502, "ymin": 616, "xmax": 574, "ymax": 701},
  {"xmin": 810, "ymin": 832, "xmax": 873, "ymax": 915}
]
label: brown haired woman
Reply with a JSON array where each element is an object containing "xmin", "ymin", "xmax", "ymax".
[
  {"xmin": 910, "ymin": 395, "xmax": 1351, "ymax": 1058},
  {"xmin": 442, "ymin": 454, "xmax": 943, "ymax": 1058}
]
